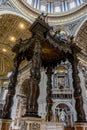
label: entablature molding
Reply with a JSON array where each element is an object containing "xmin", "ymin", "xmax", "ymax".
[{"xmin": 11, "ymin": 0, "xmax": 87, "ymax": 25}]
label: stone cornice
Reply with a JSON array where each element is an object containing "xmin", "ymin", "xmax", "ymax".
[{"xmin": 11, "ymin": 0, "xmax": 87, "ymax": 25}]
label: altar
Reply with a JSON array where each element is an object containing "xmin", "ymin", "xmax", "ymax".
[
  {"xmin": 0, "ymin": 14, "xmax": 86, "ymax": 130},
  {"xmin": 20, "ymin": 117, "xmax": 65, "ymax": 130}
]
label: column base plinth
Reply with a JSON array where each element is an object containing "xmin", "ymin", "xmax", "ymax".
[
  {"xmin": 21, "ymin": 117, "xmax": 42, "ymax": 130},
  {"xmin": 24, "ymin": 112, "xmax": 41, "ymax": 118},
  {"xmin": 20, "ymin": 117, "xmax": 65, "ymax": 130},
  {"xmin": 0, "ymin": 119, "xmax": 12, "ymax": 130},
  {"xmin": 74, "ymin": 122, "xmax": 87, "ymax": 130}
]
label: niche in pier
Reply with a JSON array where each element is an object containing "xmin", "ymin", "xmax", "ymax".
[
  {"xmin": 55, "ymin": 103, "xmax": 73, "ymax": 126},
  {"xmin": 17, "ymin": 78, "xmax": 30, "ymax": 117},
  {"xmin": 53, "ymin": 66, "xmax": 69, "ymax": 89}
]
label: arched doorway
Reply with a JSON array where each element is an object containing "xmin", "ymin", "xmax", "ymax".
[
  {"xmin": 55, "ymin": 103, "xmax": 73, "ymax": 126},
  {"xmin": 18, "ymin": 78, "xmax": 30, "ymax": 116},
  {"xmin": 14, "ymin": 78, "xmax": 30, "ymax": 128}
]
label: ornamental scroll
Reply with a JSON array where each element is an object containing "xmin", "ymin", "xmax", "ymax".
[{"xmin": 29, "ymin": 123, "xmax": 40, "ymax": 130}]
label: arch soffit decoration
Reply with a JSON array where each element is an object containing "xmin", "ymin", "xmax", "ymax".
[
  {"xmin": 74, "ymin": 17, "xmax": 87, "ymax": 36},
  {"xmin": 0, "ymin": 10, "xmax": 33, "ymax": 24},
  {"xmin": 52, "ymin": 101, "xmax": 74, "ymax": 114},
  {"xmin": 0, "ymin": 13, "xmax": 32, "ymax": 77},
  {"xmin": 0, "ymin": 1, "xmax": 87, "ymax": 71},
  {"xmin": 0, "ymin": 53, "xmax": 13, "ymax": 77},
  {"xmin": 72, "ymin": 18, "xmax": 87, "ymax": 65},
  {"xmin": 75, "ymin": 20, "xmax": 87, "ymax": 56},
  {"xmin": 1, "ymin": 1, "xmax": 87, "ymax": 52}
]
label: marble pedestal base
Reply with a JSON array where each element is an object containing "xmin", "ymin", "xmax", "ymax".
[
  {"xmin": 21, "ymin": 117, "xmax": 64, "ymax": 130},
  {"xmin": 74, "ymin": 122, "xmax": 87, "ymax": 130},
  {"xmin": 41, "ymin": 122, "xmax": 64, "ymax": 130},
  {"xmin": 21, "ymin": 117, "xmax": 41, "ymax": 130},
  {"xmin": 0, "ymin": 119, "xmax": 12, "ymax": 130}
]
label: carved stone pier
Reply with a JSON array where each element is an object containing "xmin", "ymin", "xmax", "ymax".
[
  {"xmin": 74, "ymin": 123, "xmax": 87, "ymax": 130},
  {"xmin": 0, "ymin": 119, "xmax": 12, "ymax": 130}
]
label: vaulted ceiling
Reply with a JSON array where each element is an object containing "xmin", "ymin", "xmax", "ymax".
[
  {"xmin": 0, "ymin": 13, "xmax": 87, "ymax": 77},
  {"xmin": 76, "ymin": 20, "xmax": 87, "ymax": 55},
  {"xmin": 0, "ymin": 14, "xmax": 31, "ymax": 77}
]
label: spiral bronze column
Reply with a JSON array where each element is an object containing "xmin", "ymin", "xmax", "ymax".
[
  {"xmin": 46, "ymin": 67, "xmax": 53, "ymax": 121},
  {"xmin": 1, "ymin": 54, "xmax": 22, "ymax": 119},
  {"xmin": 25, "ymin": 38, "xmax": 41, "ymax": 117},
  {"xmin": 70, "ymin": 55, "xmax": 86, "ymax": 122}
]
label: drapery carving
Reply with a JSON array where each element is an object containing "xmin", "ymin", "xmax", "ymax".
[{"xmin": 29, "ymin": 122, "xmax": 40, "ymax": 130}]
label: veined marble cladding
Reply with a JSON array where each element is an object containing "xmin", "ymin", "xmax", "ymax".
[
  {"xmin": 10, "ymin": 60, "xmax": 87, "ymax": 129},
  {"xmin": 78, "ymin": 61, "xmax": 87, "ymax": 120}
]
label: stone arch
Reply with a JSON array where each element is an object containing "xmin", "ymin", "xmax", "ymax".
[
  {"xmin": 0, "ymin": 10, "xmax": 33, "ymax": 23},
  {"xmin": 0, "ymin": 12, "xmax": 32, "ymax": 77},
  {"xmin": 75, "ymin": 19, "xmax": 87, "ymax": 54},
  {"xmin": 52, "ymin": 101, "xmax": 74, "ymax": 126},
  {"xmin": 52, "ymin": 101, "xmax": 74, "ymax": 114},
  {"xmin": 74, "ymin": 17, "xmax": 87, "ymax": 37}
]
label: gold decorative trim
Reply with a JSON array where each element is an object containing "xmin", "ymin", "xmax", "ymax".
[{"xmin": 12, "ymin": 0, "xmax": 87, "ymax": 25}]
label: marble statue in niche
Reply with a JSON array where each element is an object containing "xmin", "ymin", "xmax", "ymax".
[
  {"xmin": 59, "ymin": 109, "xmax": 66, "ymax": 122},
  {"xmin": 55, "ymin": 103, "xmax": 71, "ymax": 126}
]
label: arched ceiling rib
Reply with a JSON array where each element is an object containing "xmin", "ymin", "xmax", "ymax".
[
  {"xmin": 0, "ymin": 14, "xmax": 32, "ymax": 77},
  {"xmin": 76, "ymin": 20, "xmax": 87, "ymax": 55},
  {"xmin": 0, "ymin": 13, "xmax": 87, "ymax": 77},
  {"xmin": 11, "ymin": 0, "xmax": 87, "ymax": 25}
]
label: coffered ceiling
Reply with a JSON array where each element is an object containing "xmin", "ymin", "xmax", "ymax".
[
  {"xmin": 0, "ymin": 13, "xmax": 87, "ymax": 77},
  {"xmin": 76, "ymin": 20, "xmax": 87, "ymax": 56},
  {"xmin": 0, "ymin": 14, "xmax": 31, "ymax": 77}
]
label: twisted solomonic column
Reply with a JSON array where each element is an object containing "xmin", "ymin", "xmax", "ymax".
[
  {"xmin": 46, "ymin": 67, "xmax": 53, "ymax": 121},
  {"xmin": 1, "ymin": 54, "xmax": 22, "ymax": 119},
  {"xmin": 25, "ymin": 38, "xmax": 41, "ymax": 117},
  {"xmin": 70, "ymin": 56, "xmax": 86, "ymax": 122}
]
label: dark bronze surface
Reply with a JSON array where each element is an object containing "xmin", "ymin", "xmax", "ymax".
[
  {"xmin": 1, "ymin": 54, "xmax": 22, "ymax": 119},
  {"xmin": 1, "ymin": 14, "xmax": 86, "ymax": 121},
  {"xmin": 25, "ymin": 37, "xmax": 41, "ymax": 117},
  {"xmin": 70, "ymin": 53, "xmax": 86, "ymax": 122},
  {"xmin": 46, "ymin": 67, "xmax": 53, "ymax": 121}
]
